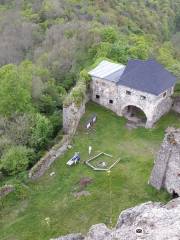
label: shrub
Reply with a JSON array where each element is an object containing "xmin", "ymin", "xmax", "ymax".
[
  {"xmin": 100, "ymin": 26, "xmax": 118, "ymax": 43},
  {"xmin": 30, "ymin": 113, "xmax": 53, "ymax": 150},
  {"xmin": 49, "ymin": 111, "xmax": 63, "ymax": 135},
  {"xmin": 0, "ymin": 64, "xmax": 33, "ymax": 116},
  {"xmin": 63, "ymin": 69, "xmax": 90, "ymax": 107},
  {"xmin": 36, "ymin": 82, "xmax": 66, "ymax": 114},
  {"xmin": 5, "ymin": 113, "xmax": 33, "ymax": 146},
  {"xmin": 0, "ymin": 136, "xmax": 13, "ymax": 157},
  {"xmin": 174, "ymin": 82, "xmax": 180, "ymax": 96},
  {"xmin": 0, "ymin": 146, "xmax": 34, "ymax": 176},
  {"xmin": 38, "ymin": 94, "xmax": 57, "ymax": 114}
]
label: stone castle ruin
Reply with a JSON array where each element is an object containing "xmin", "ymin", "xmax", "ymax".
[
  {"xmin": 89, "ymin": 59, "xmax": 176, "ymax": 128},
  {"xmin": 150, "ymin": 128, "xmax": 180, "ymax": 196}
]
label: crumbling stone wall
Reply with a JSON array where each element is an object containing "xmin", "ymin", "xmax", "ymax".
[
  {"xmin": 150, "ymin": 128, "xmax": 180, "ymax": 195},
  {"xmin": 172, "ymin": 96, "xmax": 180, "ymax": 114},
  {"xmin": 63, "ymin": 102, "xmax": 86, "ymax": 135},
  {"xmin": 0, "ymin": 185, "xmax": 14, "ymax": 198},
  {"xmin": 29, "ymin": 135, "xmax": 71, "ymax": 180}
]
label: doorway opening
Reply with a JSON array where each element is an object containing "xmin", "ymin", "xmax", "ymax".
[{"xmin": 122, "ymin": 105, "xmax": 147, "ymax": 128}]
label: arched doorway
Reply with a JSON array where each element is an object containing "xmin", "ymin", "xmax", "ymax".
[{"xmin": 122, "ymin": 105, "xmax": 147, "ymax": 127}]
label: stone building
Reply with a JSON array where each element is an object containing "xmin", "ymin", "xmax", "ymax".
[
  {"xmin": 149, "ymin": 128, "xmax": 180, "ymax": 196},
  {"xmin": 89, "ymin": 59, "xmax": 176, "ymax": 128}
]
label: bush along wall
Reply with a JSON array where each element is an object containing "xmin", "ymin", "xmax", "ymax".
[
  {"xmin": 29, "ymin": 70, "xmax": 91, "ymax": 179},
  {"xmin": 63, "ymin": 70, "xmax": 91, "ymax": 134},
  {"xmin": 63, "ymin": 70, "xmax": 91, "ymax": 108}
]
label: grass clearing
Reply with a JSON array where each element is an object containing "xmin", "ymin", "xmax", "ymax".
[{"xmin": 0, "ymin": 102, "xmax": 180, "ymax": 240}]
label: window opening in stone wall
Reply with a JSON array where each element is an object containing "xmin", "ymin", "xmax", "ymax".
[
  {"xmin": 163, "ymin": 92, "xmax": 167, "ymax": 97},
  {"xmin": 140, "ymin": 95, "xmax": 146, "ymax": 100},
  {"xmin": 172, "ymin": 190, "xmax": 179, "ymax": 199},
  {"xmin": 96, "ymin": 95, "xmax": 100, "ymax": 99},
  {"xmin": 109, "ymin": 99, "xmax": 113, "ymax": 104},
  {"xmin": 136, "ymin": 228, "xmax": 143, "ymax": 234},
  {"xmin": 126, "ymin": 90, "xmax": 131, "ymax": 95}
]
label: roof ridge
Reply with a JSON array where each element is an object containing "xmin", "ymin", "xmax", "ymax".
[{"xmin": 106, "ymin": 66, "xmax": 125, "ymax": 77}]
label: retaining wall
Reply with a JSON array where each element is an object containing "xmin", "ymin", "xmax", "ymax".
[
  {"xmin": 29, "ymin": 135, "xmax": 71, "ymax": 180},
  {"xmin": 63, "ymin": 94, "xmax": 90, "ymax": 134},
  {"xmin": 63, "ymin": 102, "xmax": 86, "ymax": 135},
  {"xmin": 0, "ymin": 185, "xmax": 14, "ymax": 198}
]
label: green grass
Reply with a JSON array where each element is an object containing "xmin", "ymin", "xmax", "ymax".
[{"xmin": 1, "ymin": 102, "xmax": 180, "ymax": 240}]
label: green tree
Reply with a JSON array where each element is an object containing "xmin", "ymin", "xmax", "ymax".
[
  {"xmin": 0, "ymin": 63, "xmax": 33, "ymax": 116},
  {"xmin": 94, "ymin": 42, "xmax": 112, "ymax": 59},
  {"xmin": 128, "ymin": 35, "xmax": 152, "ymax": 60},
  {"xmin": 30, "ymin": 113, "xmax": 53, "ymax": 149},
  {"xmin": 0, "ymin": 146, "xmax": 34, "ymax": 176},
  {"xmin": 36, "ymin": 81, "xmax": 65, "ymax": 114},
  {"xmin": 100, "ymin": 26, "xmax": 118, "ymax": 43},
  {"xmin": 157, "ymin": 42, "xmax": 176, "ymax": 67},
  {"xmin": 109, "ymin": 40, "xmax": 129, "ymax": 64}
]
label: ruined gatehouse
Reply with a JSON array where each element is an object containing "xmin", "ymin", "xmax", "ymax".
[{"xmin": 89, "ymin": 59, "xmax": 176, "ymax": 128}]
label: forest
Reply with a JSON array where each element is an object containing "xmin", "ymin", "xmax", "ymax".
[{"xmin": 0, "ymin": 0, "xmax": 180, "ymax": 183}]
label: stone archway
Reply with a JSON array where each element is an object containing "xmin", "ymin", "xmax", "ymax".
[{"xmin": 121, "ymin": 105, "xmax": 148, "ymax": 128}]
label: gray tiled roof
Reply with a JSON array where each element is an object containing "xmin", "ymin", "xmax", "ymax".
[{"xmin": 118, "ymin": 59, "xmax": 176, "ymax": 95}]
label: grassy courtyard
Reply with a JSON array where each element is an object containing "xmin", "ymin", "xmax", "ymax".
[{"xmin": 1, "ymin": 102, "xmax": 180, "ymax": 240}]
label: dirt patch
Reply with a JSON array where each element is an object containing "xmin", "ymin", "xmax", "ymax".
[
  {"xmin": 79, "ymin": 177, "xmax": 93, "ymax": 188},
  {"xmin": 72, "ymin": 177, "xmax": 93, "ymax": 197},
  {"xmin": 73, "ymin": 191, "xmax": 91, "ymax": 199},
  {"xmin": 125, "ymin": 120, "xmax": 145, "ymax": 130}
]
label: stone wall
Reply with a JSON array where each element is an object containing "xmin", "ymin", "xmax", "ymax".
[
  {"xmin": 150, "ymin": 128, "xmax": 180, "ymax": 195},
  {"xmin": 50, "ymin": 198, "xmax": 180, "ymax": 240},
  {"xmin": 63, "ymin": 93, "xmax": 90, "ymax": 135},
  {"xmin": 29, "ymin": 135, "xmax": 71, "ymax": 180},
  {"xmin": 164, "ymin": 145, "xmax": 180, "ymax": 195},
  {"xmin": 0, "ymin": 185, "xmax": 14, "ymax": 198},
  {"xmin": 91, "ymin": 77, "xmax": 119, "ymax": 113},
  {"xmin": 148, "ymin": 97, "xmax": 173, "ymax": 128},
  {"xmin": 63, "ymin": 102, "xmax": 86, "ymax": 135},
  {"xmin": 172, "ymin": 96, "xmax": 180, "ymax": 114},
  {"xmin": 149, "ymin": 130, "xmax": 173, "ymax": 190},
  {"xmin": 162, "ymin": 128, "xmax": 180, "ymax": 195}
]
